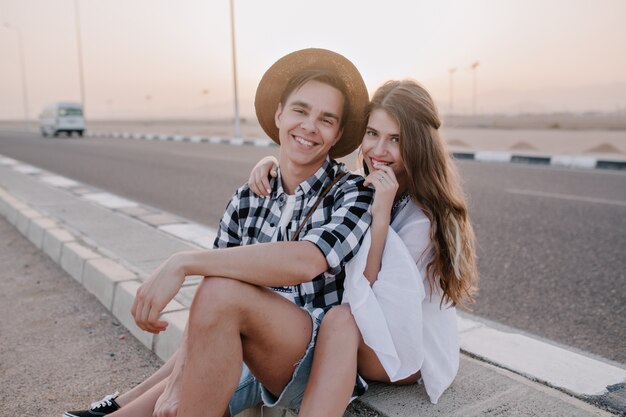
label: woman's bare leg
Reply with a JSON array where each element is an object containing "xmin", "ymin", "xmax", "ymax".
[
  {"xmin": 298, "ymin": 305, "xmax": 360, "ymax": 417},
  {"xmin": 115, "ymin": 349, "xmax": 178, "ymax": 407},
  {"xmin": 117, "ymin": 321, "xmax": 191, "ymax": 407},
  {"xmin": 116, "ymin": 319, "xmax": 192, "ymax": 407},
  {"xmin": 298, "ymin": 305, "xmax": 420, "ymax": 417},
  {"xmin": 109, "ymin": 379, "xmax": 167, "ymax": 417}
]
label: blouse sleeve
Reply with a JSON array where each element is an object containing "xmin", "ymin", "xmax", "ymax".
[{"xmin": 395, "ymin": 215, "xmax": 431, "ymax": 268}]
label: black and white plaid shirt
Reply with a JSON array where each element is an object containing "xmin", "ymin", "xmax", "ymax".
[{"xmin": 213, "ymin": 158, "xmax": 373, "ymax": 319}]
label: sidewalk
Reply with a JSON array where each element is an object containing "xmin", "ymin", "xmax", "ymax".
[{"xmin": 1, "ymin": 154, "xmax": 624, "ymax": 416}]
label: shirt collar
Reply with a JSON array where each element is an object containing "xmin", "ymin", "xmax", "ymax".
[{"xmin": 272, "ymin": 157, "xmax": 340, "ymax": 199}]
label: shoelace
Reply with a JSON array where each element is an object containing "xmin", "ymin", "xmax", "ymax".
[{"xmin": 90, "ymin": 392, "xmax": 119, "ymax": 410}]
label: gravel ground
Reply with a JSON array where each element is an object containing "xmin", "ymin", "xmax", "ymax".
[{"xmin": 0, "ymin": 216, "xmax": 162, "ymax": 416}]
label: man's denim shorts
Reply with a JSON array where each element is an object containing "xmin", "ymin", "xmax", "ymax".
[{"xmin": 228, "ymin": 310, "xmax": 323, "ymax": 416}]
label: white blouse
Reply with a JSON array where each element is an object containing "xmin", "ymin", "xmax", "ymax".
[{"xmin": 343, "ymin": 200, "xmax": 459, "ymax": 404}]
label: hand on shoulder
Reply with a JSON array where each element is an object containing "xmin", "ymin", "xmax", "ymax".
[{"xmin": 248, "ymin": 156, "xmax": 278, "ymax": 197}]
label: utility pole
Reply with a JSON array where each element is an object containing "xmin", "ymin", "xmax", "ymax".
[
  {"xmin": 3, "ymin": 22, "xmax": 29, "ymax": 124},
  {"xmin": 229, "ymin": 0, "xmax": 241, "ymax": 138},
  {"xmin": 470, "ymin": 61, "xmax": 479, "ymax": 115},
  {"xmin": 448, "ymin": 67, "xmax": 456, "ymax": 115},
  {"xmin": 74, "ymin": 0, "xmax": 86, "ymax": 114}
]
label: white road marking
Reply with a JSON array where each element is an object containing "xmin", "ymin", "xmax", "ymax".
[
  {"xmin": 253, "ymin": 138, "xmax": 272, "ymax": 147},
  {"xmin": 40, "ymin": 175, "xmax": 80, "ymax": 188},
  {"xmin": 158, "ymin": 223, "xmax": 217, "ymax": 248},
  {"xmin": 507, "ymin": 188, "xmax": 626, "ymax": 207},
  {"xmin": 13, "ymin": 164, "xmax": 42, "ymax": 174},
  {"xmin": 551, "ymin": 155, "xmax": 598, "ymax": 169},
  {"xmin": 83, "ymin": 192, "xmax": 139, "ymax": 209},
  {"xmin": 0, "ymin": 157, "xmax": 18, "ymax": 166},
  {"xmin": 475, "ymin": 151, "xmax": 512, "ymax": 162}
]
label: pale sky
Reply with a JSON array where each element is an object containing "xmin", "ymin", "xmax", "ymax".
[{"xmin": 1, "ymin": 0, "xmax": 625, "ymax": 120}]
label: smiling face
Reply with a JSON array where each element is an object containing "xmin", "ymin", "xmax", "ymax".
[
  {"xmin": 362, "ymin": 108, "xmax": 408, "ymax": 193},
  {"xmin": 275, "ymin": 80, "xmax": 344, "ymax": 176}
]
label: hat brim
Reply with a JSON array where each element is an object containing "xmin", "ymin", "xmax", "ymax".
[{"xmin": 255, "ymin": 48, "xmax": 369, "ymax": 159}]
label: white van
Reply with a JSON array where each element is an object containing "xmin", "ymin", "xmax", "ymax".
[{"xmin": 39, "ymin": 102, "xmax": 85, "ymax": 137}]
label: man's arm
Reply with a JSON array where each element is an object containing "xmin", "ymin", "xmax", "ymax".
[
  {"xmin": 132, "ymin": 241, "xmax": 327, "ymax": 334},
  {"xmin": 184, "ymin": 241, "xmax": 327, "ymax": 285},
  {"xmin": 132, "ymin": 175, "xmax": 372, "ymax": 334}
]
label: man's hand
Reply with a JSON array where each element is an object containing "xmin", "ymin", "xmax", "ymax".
[{"xmin": 131, "ymin": 253, "xmax": 187, "ymax": 333}]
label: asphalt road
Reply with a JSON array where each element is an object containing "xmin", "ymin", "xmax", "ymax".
[{"xmin": 1, "ymin": 130, "xmax": 625, "ymax": 364}]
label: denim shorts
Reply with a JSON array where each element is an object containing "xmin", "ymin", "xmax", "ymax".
[{"xmin": 228, "ymin": 310, "xmax": 323, "ymax": 416}]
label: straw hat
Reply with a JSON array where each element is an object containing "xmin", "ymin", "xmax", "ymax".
[{"xmin": 255, "ymin": 48, "xmax": 368, "ymax": 159}]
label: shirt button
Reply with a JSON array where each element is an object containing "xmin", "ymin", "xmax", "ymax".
[{"xmin": 270, "ymin": 223, "xmax": 275, "ymax": 227}]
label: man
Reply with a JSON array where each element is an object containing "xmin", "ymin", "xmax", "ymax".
[{"xmin": 63, "ymin": 48, "xmax": 372, "ymax": 417}]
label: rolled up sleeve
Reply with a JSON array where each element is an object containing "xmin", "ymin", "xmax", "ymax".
[
  {"xmin": 303, "ymin": 178, "xmax": 373, "ymax": 275},
  {"xmin": 213, "ymin": 188, "xmax": 243, "ymax": 249}
]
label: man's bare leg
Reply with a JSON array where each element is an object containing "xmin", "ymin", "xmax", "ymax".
[{"xmin": 177, "ymin": 277, "xmax": 313, "ymax": 417}]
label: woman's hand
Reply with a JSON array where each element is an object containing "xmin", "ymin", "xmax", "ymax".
[
  {"xmin": 363, "ymin": 165, "xmax": 398, "ymax": 220},
  {"xmin": 248, "ymin": 156, "xmax": 278, "ymax": 197},
  {"xmin": 152, "ymin": 369, "xmax": 181, "ymax": 417},
  {"xmin": 131, "ymin": 252, "xmax": 189, "ymax": 334},
  {"xmin": 362, "ymin": 165, "xmax": 398, "ymax": 286},
  {"xmin": 153, "ymin": 375, "xmax": 181, "ymax": 417}
]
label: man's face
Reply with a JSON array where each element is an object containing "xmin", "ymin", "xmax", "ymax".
[{"xmin": 275, "ymin": 80, "xmax": 344, "ymax": 171}]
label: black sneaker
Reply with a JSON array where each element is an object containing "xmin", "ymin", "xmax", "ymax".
[{"xmin": 63, "ymin": 392, "xmax": 121, "ymax": 417}]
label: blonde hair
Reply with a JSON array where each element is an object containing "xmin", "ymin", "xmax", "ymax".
[{"xmin": 367, "ymin": 80, "xmax": 478, "ymax": 308}]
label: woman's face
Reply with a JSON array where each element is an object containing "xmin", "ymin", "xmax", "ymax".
[{"xmin": 362, "ymin": 108, "xmax": 408, "ymax": 189}]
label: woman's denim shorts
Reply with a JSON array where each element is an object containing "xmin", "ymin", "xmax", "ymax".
[{"xmin": 228, "ymin": 310, "xmax": 323, "ymax": 416}]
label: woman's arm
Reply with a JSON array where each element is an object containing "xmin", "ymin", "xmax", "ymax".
[
  {"xmin": 362, "ymin": 166, "xmax": 399, "ymax": 285},
  {"xmin": 248, "ymin": 155, "xmax": 279, "ymax": 197}
]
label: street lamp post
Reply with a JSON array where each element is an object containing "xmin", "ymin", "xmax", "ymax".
[
  {"xmin": 448, "ymin": 67, "xmax": 456, "ymax": 116},
  {"xmin": 470, "ymin": 61, "xmax": 479, "ymax": 115},
  {"xmin": 229, "ymin": 0, "xmax": 241, "ymax": 139},
  {"xmin": 145, "ymin": 95, "xmax": 152, "ymax": 124},
  {"xmin": 3, "ymin": 22, "xmax": 29, "ymax": 124},
  {"xmin": 105, "ymin": 99, "xmax": 113, "ymax": 120},
  {"xmin": 74, "ymin": 0, "xmax": 87, "ymax": 114},
  {"xmin": 202, "ymin": 89, "xmax": 210, "ymax": 119}
]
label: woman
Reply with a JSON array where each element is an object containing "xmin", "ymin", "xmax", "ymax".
[{"xmin": 248, "ymin": 79, "xmax": 478, "ymax": 416}]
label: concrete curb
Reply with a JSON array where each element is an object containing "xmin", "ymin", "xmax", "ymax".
[
  {"xmin": 85, "ymin": 130, "xmax": 626, "ymax": 171},
  {"xmin": 0, "ymin": 185, "xmax": 193, "ymax": 368},
  {"xmin": 88, "ymin": 130, "xmax": 275, "ymax": 148}
]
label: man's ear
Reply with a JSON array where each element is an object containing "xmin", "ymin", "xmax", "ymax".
[
  {"xmin": 332, "ymin": 127, "xmax": 344, "ymax": 146},
  {"xmin": 274, "ymin": 103, "xmax": 283, "ymax": 129}
]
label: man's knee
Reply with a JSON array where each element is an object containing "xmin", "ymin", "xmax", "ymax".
[{"xmin": 189, "ymin": 277, "xmax": 247, "ymax": 323}]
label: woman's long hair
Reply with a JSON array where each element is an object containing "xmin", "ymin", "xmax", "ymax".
[{"xmin": 366, "ymin": 80, "xmax": 478, "ymax": 308}]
